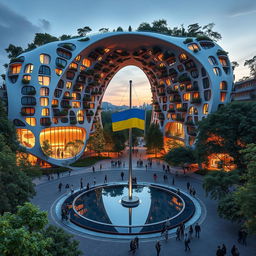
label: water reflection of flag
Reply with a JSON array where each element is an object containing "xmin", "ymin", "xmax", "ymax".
[{"xmin": 112, "ymin": 109, "xmax": 145, "ymax": 132}]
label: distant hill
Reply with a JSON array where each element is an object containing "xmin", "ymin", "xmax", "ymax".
[{"xmin": 102, "ymin": 102, "xmax": 152, "ymax": 111}]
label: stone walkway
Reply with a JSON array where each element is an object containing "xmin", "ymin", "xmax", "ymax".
[{"xmin": 32, "ymin": 148, "xmax": 256, "ymax": 256}]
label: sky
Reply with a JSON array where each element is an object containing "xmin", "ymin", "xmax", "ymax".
[{"xmin": 0, "ymin": 0, "xmax": 255, "ymax": 105}]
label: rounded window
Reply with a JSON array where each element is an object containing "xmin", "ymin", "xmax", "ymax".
[{"xmin": 16, "ymin": 128, "xmax": 35, "ymax": 148}]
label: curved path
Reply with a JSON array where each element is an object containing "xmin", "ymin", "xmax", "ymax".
[{"xmin": 32, "ymin": 150, "xmax": 256, "ymax": 256}]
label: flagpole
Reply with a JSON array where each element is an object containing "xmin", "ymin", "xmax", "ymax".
[
  {"xmin": 128, "ymin": 80, "xmax": 133, "ymax": 199},
  {"xmin": 121, "ymin": 80, "xmax": 139, "ymax": 208}
]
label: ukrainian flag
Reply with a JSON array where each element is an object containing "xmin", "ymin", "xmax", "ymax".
[{"xmin": 112, "ymin": 109, "xmax": 145, "ymax": 132}]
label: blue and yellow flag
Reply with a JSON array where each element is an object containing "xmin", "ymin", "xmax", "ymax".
[{"xmin": 112, "ymin": 109, "xmax": 145, "ymax": 132}]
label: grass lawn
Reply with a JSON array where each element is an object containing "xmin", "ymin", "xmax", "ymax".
[
  {"xmin": 41, "ymin": 166, "xmax": 70, "ymax": 175},
  {"xmin": 70, "ymin": 156, "xmax": 111, "ymax": 167}
]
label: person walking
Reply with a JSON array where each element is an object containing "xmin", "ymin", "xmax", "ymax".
[
  {"xmin": 145, "ymin": 164, "xmax": 147, "ymax": 171},
  {"xmin": 70, "ymin": 184, "xmax": 74, "ymax": 195},
  {"xmin": 155, "ymin": 241, "xmax": 161, "ymax": 256},
  {"xmin": 153, "ymin": 173, "xmax": 157, "ymax": 182},
  {"xmin": 100, "ymin": 164, "xmax": 102, "ymax": 170},
  {"xmin": 172, "ymin": 177, "xmax": 175, "ymax": 185},
  {"xmin": 93, "ymin": 177, "xmax": 96, "ymax": 186},
  {"xmin": 80, "ymin": 178, "xmax": 83, "ymax": 190},
  {"xmin": 222, "ymin": 244, "xmax": 227, "ymax": 255},
  {"xmin": 216, "ymin": 245, "xmax": 224, "ymax": 256},
  {"xmin": 58, "ymin": 182, "xmax": 62, "ymax": 192},
  {"xmin": 92, "ymin": 166, "xmax": 95, "ymax": 173},
  {"xmin": 129, "ymin": 239, "xmax": 136, "ymax": 254},
  {"xmin": 231, "ymin": 245, "xmax": 240, "ymax": 256},
  {"xmin": 184, "ymin": 234, "xmax": 191, "ymax": 252},
  {"xmin": 134, "ymin": 236, "xmax": 139, "ymax": 249},
  {"xmin": 242, "ymin": 229, "xmax": 248, "ymax": 245},
  {"xmin": 186, "ymin": 181, "xmax": 190, "ymax": 190},
  {"xmin": 121, "ymin": 171, "xmax": 124, "ymax": 181},
  {"xmin": 195, "ymin": 223, "xmax": 201, "ymax": 238},
  {"xmin": 104, "ymin": 175, "xmax": 107, "ymax": 183},
  {"xmin": 176, "ymin": 227, "xmax": 181, "ymax": 241},
  {"xmin": 164, "ymin": 229, "xmax": 168, "ymax": 241}
]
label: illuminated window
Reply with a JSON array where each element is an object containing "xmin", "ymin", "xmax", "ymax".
[
  {"xmin": 72, "ymin": 93, "xmax": 81, "ymax": 100},
  {"xmin": 25, "ymin": 117, "xmax": 36, "ymax": 126},
  {"xmin": 40, "ymin": 54, "xmax": 50, "ymax": 64},
  {"xmin": 69, "ymin": 62, "xmax": 78, "ymax": 70},
  {"xmin": 165, "ymin": 122, "xmax": 185, "ymax": 139},
  {"xmin": 193, "ymin": 92, "xmax": 199, "ymax": 99},
  {"xmin": 39, "ymin": 65, "xmax": 51, "ymax": 75},
  {"xmin": 21, "ymin": 107, "xmax": 35, "ymax": 116},
  {"xmin": 55, "ymin": 69, "xmax": 63, "ymax": 76},
  {"xmin": 24, "ymin": 64, "xmax": 34, "ymax": 73},
  {"xmin": 97, "ymin": 56, "xmax": 103, "ymax": 61},
  {"xmin": 188, "ymin": 43, "xmax": 200, "ymax": 52},
  {"xmin": 80, "ymin": 66, "xmax": 86, "ymax": 71},
  {"xmin": 77, "ymin": 110, "xmax": 84, "ymax": 123},
  {"xmin": 9, "ymin": 64, "xmax": 22, "ymax": 74},
  {"xmin": 104, "ymin": 48, "xmax": 110, "ymax": 53},
  {"xmin": 208, "ymin": 56, "xmax": 217, "ymax": 65},
  {"xmin": 42, "ymin": 108, "xmax": 49, "ymax": 116},
  {"xmin": 39, "ymin": 127, "xmax": 86, "ymax": 159},
  {"xmin": 203, "ymin": 104, "xmax": 209, "ymax": 115},
  {"xmin": 66, "ymin": 81, "xmax": 72, "ymax": 89},
  {"xmin": 166, "ymin": 79, "xmax": 171, "ymax": 86},
  {"xmin": 183, "ymin": 93, "xmax": 191, "ymax": 101},
  {"xmin": 179, "ymin": 53, "xmax": 188, "ymax": 61},
  {"xmin": 52, "ymin": 99, "xmax": 58, "ymax": 105},
  {"xmin": 16, "ymin": 128, "xmax": 35, "ymax": 148},
  {"xmin": 75, "ymin": 55, "xmax": 81, "ymax": 62},
  {"xmin": 52, "ymin": 118, "xmax": 58, "ymax": 124},
  {"xmin": 159, "ymin": 63, "xmax": 165, "ymax": 67},
  {"xmin": 38, "ymin": 76, "xmax": 50, "ymax": 86},
  {"xmin": 40, "ymin": 97, "xmax": 49, "ymax": 106},
  {"xmin": 40, "ymin": 87, "xmax": 49, "ymax": 96},
  {"xmin": 194, "ymin": 107, "xmax": 198, "ymax": 115},
  {"xmin": 23, "ymin": 75, "xmax": 31, "ymax": 81},
  {"xmin": 82, "ymin": 58, "xmax": 91, "ymax": 67},
  {"xmin": 72, "ymin": 101, "xmax": 81, "ymax": 108},
  {"xmin": 219, "ymin": 57, "xmax": 228, "ymax": 67},
  {"xmin": 220, "ymin": 81, "xmax": 227, "ymax": 90},
  {"xmin": 213, "ymin": 67, "xmax": 221, "ymax": 76},
  {"xmin": 220, "ymin": 92, "xmax": 226, "ymax": 102}
]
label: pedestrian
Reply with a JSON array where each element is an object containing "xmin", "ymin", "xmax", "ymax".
[
  {"xmin": 187, "ymin": 181, "xmax": 190, "ymax": 190},
  {"xmin": 195, "ymin": 223, "xmax": 201, "ymax": 238},
  {"xmin": 121, "ymin": 171, "xmax": 124, "ymax": 181},
  {"xmin": 155, "ymin": 241, "xmax": 161, "ymax": 256},
  {"xmin": 184, "ymin": 234, "xmax": 191, "ymax": 252},
  {"xmin": 92, "ymin": 166, "xmax": 95, "ymax": 173},
  {"xmin": 164, "ymin": 229, "xmax": 168, "ymax": 241},
  {"xmin": 134, "ymin": 236, "xmax": 139, "ymax": 249},
  {"xmin": 216, "ymin": 245, "xmax": 224, "ymax": 256},
  {"xmin": 93, "ymin": 177, "xmax": 96, "ymax": 186},
  {"xmin": 242, "ymin": 229, "xmax": 248, "ymax": 245},
  {"xmin": 145, "ymin": 164, "xmax": 147, "ymax": 171},
  {"xmin": 180, "ymin": 222, "xmax": 185, "ymax": 237},
  {"xmin": 68, "ymin": 170, "xmax": 71, "ymax": 176},
  {"xmin": 162, "ymin": 164, "xmax": 165, "ymax": 172},
  {"xmin": 80, "ymin": 178, "xmax": 83, "ymax": 190},
  {"xmin": 172, "ymin": 177, "xmax": 175, "ymax": 185},
  {"xmin": 104, "ymin": 175, "xmax": 107, "ymax": 183},
  {"xmin": 192, "ymin": 188, "xmax": 196, "ymax": 197},
  {"xmin": 163, "ymin": 174, "xmax": 167, "ymax": 182},
  {"xmin": 238, "ymin": 228, "xmax": 243, "ymax": 243},
  {"xmin": 189, "ymin": 225, "xmax": 193, "ymax": 239},
  {"xmin": 222, "ymin": 244, "xmax": 227, "ymax": 255},
  {"xmin": 58, "ymin": 182, "xmax": 62, "ymax": 192},
  {"xmin": 65, "ymin": 183, "xmax": 70, "ymax": 190},
  {"xmin": 86, "ymin": 182, "xmax": 90, "ymax": 190},
  {"xmin": 231, "ymin": 245, "xmax": 240, "ymax": 256},
  {"xmin": 167, "ymin": 165, "xmax": 170, "ymax": 173},
  {"xmin": 70, "ymin": 184, "xmax": 74, "ymax": 195},
  {"xmin": 100, "ymin": 164, "xmax": 102, "ymax": 170},
  {"xmin": 61, "ymin": 208, "xmax": 65, "ymax": 221},
  {"xmin": 176, "ymin": 227, "xmax": 181, "ymax": 241},
  {"xmin": 129, "ymin": 239, "xmax": 136, "ymax": 254},
  {"xmin": 57, "ymin": 171, "xmax": 60, "ymax": 179},
  {"xmin": 153, "ymin": 173, "xmax": 157, "ymax": 182}
]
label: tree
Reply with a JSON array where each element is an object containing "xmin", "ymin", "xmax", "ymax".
[
  {"xmin": 145, "ymin": 123, "xmax": 163, "ymax": 157},
  {"xmin": 195, "ymin": 102, "xmax": 256, "ymax": 169},
  {"xmin": 88, "ymin": 123, "xmax": 106, "ymax": 156},
  {"xmin": 231, "ymin": 61, "xmax": 239, "ymax": 70},
  {"xmin": 165, "ymin": 147, "xmax": 196, "ymax": 166},
  {"xmin": 77, "ymin": 26, "xmax": 92, "ymax": 37},
  {"xmin": 0, "ymin": 203, "xmax": 82, "ymax": 256},
  {"xmin": 202, "ymin": 170, "xmax": 240, "ymax": 200},
  {"xmin": 41, "ymin": 140, "xmax": 53, "ymax": 159},
  {"xmin": 59, "ymin": 34, "xmax": 72, "ymax": 41},
  {"xmin": 99, "ymin": 28, "xmax": 109, "ymax": 33},
  {"xmin": 65, "ymin": 140, "xmax": 84, "ymax": 159},
  {"xmin": 128, "ymin": 25, "xmax": 132, "ymax": 32},
  {"xmin": 116, "ymin": 26, "xmax": 124, "ymax": 32},
  {"xmin": 244, "ymin": 56, "xmax": 256, "ymax": 78},
  {"xmin": 33, "ymin": 33, "xmax": 59, "ymax": 47},
  {"xmin": 5, "ymin": 44, "xmax": 23, "ymax": 59}
]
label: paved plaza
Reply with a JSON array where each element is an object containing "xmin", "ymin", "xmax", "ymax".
[{"xmin": 32, "ymin": 149, "xmax": 256, "ymax": 256}]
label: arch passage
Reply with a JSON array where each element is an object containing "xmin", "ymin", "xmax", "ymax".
[{"xmin": 6, "ymin": 32, "xmax": 233, "ymax": 166}]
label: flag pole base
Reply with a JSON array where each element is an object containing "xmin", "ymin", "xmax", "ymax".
[{"xmin": 121, "ymin": 196, "xmax": 140, "ymax": 208}]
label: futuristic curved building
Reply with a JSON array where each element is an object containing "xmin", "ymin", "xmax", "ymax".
[{"xmin": 5, "ymin": 32, "xmax": 233, "ymax": 166}]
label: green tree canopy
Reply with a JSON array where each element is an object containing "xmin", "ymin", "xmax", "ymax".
[
  {"xmin": 196, "ymin": 102, "xmax": 256, "ymax": 169},
  {"xmin": 244, "ymin": 56, "xmax": 256, "ymax": 78},
  {"xmin": 165, "ymin": 146, "xmax": 196, "ymax": 166},
  {"xmin": 145, "ymin": 123, "xmax": 163, "ymax": 157},
  {"xmin": 0, "ymin": 203, "xmax": 82, "ymax": 256}
]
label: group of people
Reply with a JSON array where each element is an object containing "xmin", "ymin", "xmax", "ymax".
[
  {"xmin": 186, "ymin": 182, "xmax": 196, "ymax": 196},
  {"xmin": 216, "ymin": 244, "xmax": 240, "ymax": 256},
  {"xmin": 61, "ymin": 205, "xmax": 70, "ymax": 221},
  {"xmin": 111, "ymin": 160, "xmax": 124, "ymax": 168},
  {"xmin": 238, "ymin": 228, "xmax": 248, "ymax": 245}
]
